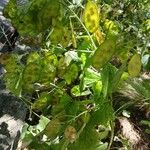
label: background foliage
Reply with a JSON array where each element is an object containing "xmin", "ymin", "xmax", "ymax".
[{"xmin": 0, "ymin": 0, "xmax": 150, "ymax": 149}]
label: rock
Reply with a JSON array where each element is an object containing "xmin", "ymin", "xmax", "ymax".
[
  {"xmin": 0, "ymin": 93, "xmax": 27, "ymax": 150},
  {"xmin": 0, "ymin": 1, "xmax": 27, "ymax": 149},
  {"xmin": 0, "ymin": 0, "xmax": 19, "ymax": 52}
]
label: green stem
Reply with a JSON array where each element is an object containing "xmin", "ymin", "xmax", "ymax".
[
  {"xmin": 107, "ymin": 121, "xmax": 115, "ymax": 150},
  {"xmin": 61, "ymin": 140, "xmax": 70, "ymax": 150}
]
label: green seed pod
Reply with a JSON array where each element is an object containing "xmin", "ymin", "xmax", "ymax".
[
  {"xmin": 44, "ymin": 118, "xmax": 61, "ymax": 139},
  {"xmin": 128, "ymin": 54, "xmax": 141, "ymax": 77},
  {"xmin": 92, "ymin": 39, "xmax": 115, "ymax": 69},
  {"xmin": 22, "ymin": 62, "xmax": 41, "ymax": 91}
]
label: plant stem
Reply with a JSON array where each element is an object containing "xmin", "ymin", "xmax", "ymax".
[
  {"xmin": 64, "ymin": 1, "xmax": 97, "ymax": 50},
  {"xmin": 107, "ymin": 121, "xmax": 115, "ymax": 150}
]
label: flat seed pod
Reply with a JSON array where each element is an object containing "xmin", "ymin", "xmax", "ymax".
[
  {"xmin": 60, "ymin": 28, "xmax": 71, "ymax": 48},
  {"xmin": 128, "ymin": 54, "xmax": 141, "ymax": 77},
  {"xmin": 44, "ymin": 118, "xmax": 61, "ymax": 139},
  {"xmin": 0, "ymin": 54, "xmax": 18, "ymax": 73},
  {"xmin": 39, "ymin": 52, "xmax": 57, "ymax": 85},
  {"xmin": 83, "ymin": 1, "xmax": 100, "ymax": 33},
  {"xmin": 92, "ymin": 39, "xmax": 115, "ymax": 69},
  {"xmin": 63, "ymin": 63, "xmax": 78, "ymax": 84},
  {"xmin": 39, "ymin": 63, "xmax": 56, "ymax": 85},
  {"xmin": 57, "ymin": 57, "xmax": 68, "ymax": 78},
  {"xmin": 22, "ymin": 62, "xmax": 41, "ymax": 91},
  {"xmin": 50, "ymin": 26, "xmax": 64, "ymax": 45},
  {"xmin": 72, "ymin": 32, "xmax": 77, "ymax": 48},
  {"xmin": 23, "ymin": 63, "xmax": 40, "ymax": 82}
]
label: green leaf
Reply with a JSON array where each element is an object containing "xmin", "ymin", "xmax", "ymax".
[
  {"xmin": 92, "ymin": 81, "xmax": 103, "ymax": 100},
  {"xmin": 68, "ymin": 125, "xmax": 100, "ymax": 150},
  {"xmin": 63, "ymin": 63, "xmax": 79, "ymax": 84},
  {"xmin": 71, "ymin": 85, "xmax": 91, "ymax": 97},
  {"xmin": 110, "ymin": 62, "xmax": 127, "ymax": 92},
  {"xmin": 90, "ymin": 100, "xmax": 114, "ymax": 126},
  {"xmin": 101, "ymin": 64, "xmax": 117, "ymax": 98},
  {"xmin": 28, "ymin": 139, "xmax": 50, "ymax": 150},
  {"xmin": 3, "ymin": 0, "xmax": 17, "ymax": 18},
  {"xmin": 3, "ymin": 54, "xmax": 23, "ymax": 96},
  {"xmin": 32, "ymin": 92, "xmax": 50, "ymax": 110},
  {"xmin": 4, "ymin": 69, "xmax": 22, "ymax": 96},
  {"xmin": 84, "ymin": 68, "xmax": 101, "ymax": 87}
]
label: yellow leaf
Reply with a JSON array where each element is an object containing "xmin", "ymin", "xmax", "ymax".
[
  {"xmin": 103, "ymin": 19, "xmax": 119, "ymax": 37},
  {"xmin": 128, "ymin": 54, "xmax": 141, "ymax": 77},
  {"xmin": 83, "ymin": 1, "xmax": 100, "ymax": 33},
  {"xmin": 27, "ymin": 52, "xmax": 40, "ymax": 64}
]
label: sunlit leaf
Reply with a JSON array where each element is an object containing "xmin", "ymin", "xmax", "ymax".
[
  {"xmin": 103, "ymin": 19, "xmax": 119, "ymax": 37},
  {"xmin": 27, "ymin": 52, "xmax": 40, "ymax": 64},
  {"xmin": 32, "ymin": 92, "xmax": 49, "ymax": 110},
  {"xmin": 92, "ymin": 81, "xmax": 102, "ymax": 100},
  {"xmin": 63, "ymin": 63, "xmax": 78, "ymax": 84},
  {"xmin": 71, "ymin": 85, "xmax": 91, "ymax": 97}
]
